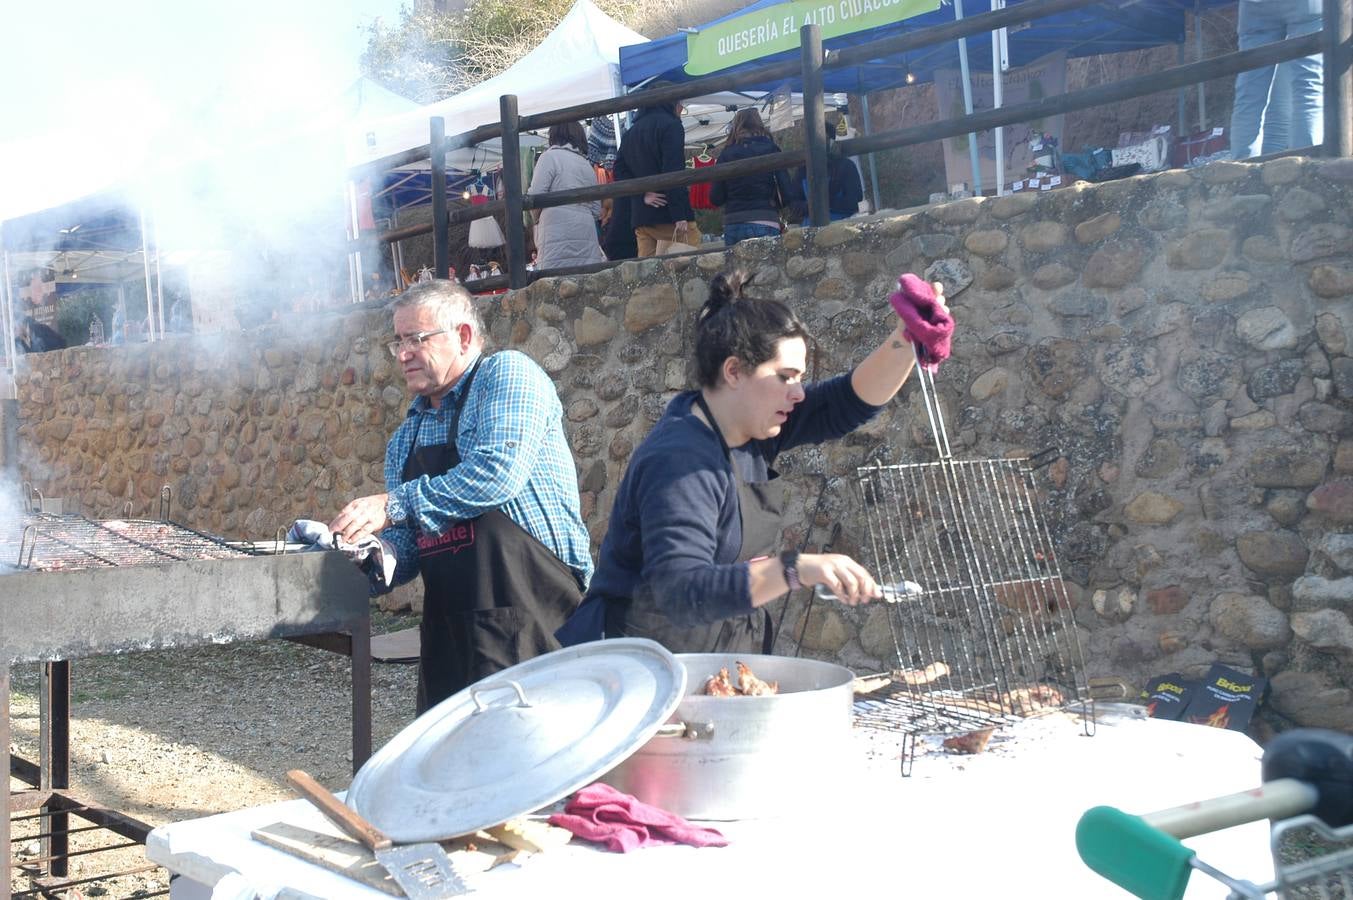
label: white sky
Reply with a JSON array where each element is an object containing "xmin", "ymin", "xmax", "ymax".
[{"xmin": 0, "ymin": 0, "xmax": 407, "ymax": 222}]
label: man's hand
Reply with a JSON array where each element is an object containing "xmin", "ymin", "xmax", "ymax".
[
  {"xmin": 329, "ymin": 493, "xmax": 390, "ymax": 544},
  {"xmin": 643, "ymin": 191, "xmax": 668, "ymax": 208}
]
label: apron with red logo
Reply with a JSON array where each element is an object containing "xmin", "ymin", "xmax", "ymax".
[{"xmin": 404, "ymin": 358, "xmax": 582, "ymax": 713}]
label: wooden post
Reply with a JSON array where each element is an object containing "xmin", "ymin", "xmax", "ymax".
[
  {"xmin": 430, "ymin": 117, "xmax": 450, "ymax": 279},
  {"xmin": 1324, "ymin": 0, "xmax": 1352, "ymax": 157},
  {"xmin": 499, "ymin": 94, "xmax": 528, "ymax": 290},
  {"xmin": 800, "ymin": 24, "xmax": 829, "ymax": 228}
]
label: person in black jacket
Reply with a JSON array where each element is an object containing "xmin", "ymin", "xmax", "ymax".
[
  {"xmin": 17, "ymin": 316, "xmax": 67, "ymax": 354},
  {"xmin": 710, "ymin": 108, "xmax": 794, "ymax": 247},
  {"xmin": 616, "ymin": 96, "xmax": 702, "ymax": 256},
  {"xmin": 793, "ymin": 120, "xmax": 865, "ymax": 226}
]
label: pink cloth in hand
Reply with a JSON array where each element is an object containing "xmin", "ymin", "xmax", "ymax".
[
  {"xmin": 889, "ymin": 273, "xmax": 954, "ymax": 372},
  {"xmin": 547, "ymin": 783, "xmax": 729, "ymax": 853}
]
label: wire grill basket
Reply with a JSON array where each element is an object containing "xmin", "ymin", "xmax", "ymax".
[{"xmin": 849, "ymin": 357, "xmax": 1092, "ymax": 767}]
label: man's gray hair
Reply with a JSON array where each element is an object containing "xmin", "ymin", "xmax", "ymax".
[{"xmin": 388, "ymin": 280, "xmax": 487, "ymax": 347}]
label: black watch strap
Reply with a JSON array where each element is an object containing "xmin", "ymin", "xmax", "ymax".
[{"xmin": 780, "ymin": 550, "xmax": 802, "ymax": 592}]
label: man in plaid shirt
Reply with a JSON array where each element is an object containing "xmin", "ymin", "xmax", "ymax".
[{"xmin": 331, "ymin": 280, "xmax": 591, "ymax": 712}]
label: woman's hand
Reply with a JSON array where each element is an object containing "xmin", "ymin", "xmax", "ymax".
[
  {"xmin": 798, "ymin": 553, "xmax": 880, "ymax": 606},
  {"xmin": 643, "ymin": 191, "xmax": 668, "ymax": 208}
]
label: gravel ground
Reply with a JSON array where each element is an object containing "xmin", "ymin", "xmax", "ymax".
[{"xmin": 7, "ymin": 611, "xmax": 420, "ymax": 899}]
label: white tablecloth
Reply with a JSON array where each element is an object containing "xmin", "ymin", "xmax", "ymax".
[{"xmin": 147, "ymin": 708, "xmax": 1273, "ymax": 900}]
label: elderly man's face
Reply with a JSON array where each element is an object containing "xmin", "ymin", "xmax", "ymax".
[{"xmin": 391, "ymin": 305, "xmax": 472, "ymax": 407}]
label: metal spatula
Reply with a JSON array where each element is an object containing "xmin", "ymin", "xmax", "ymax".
[
  {"xmin": 813, "ymin": 580, "xmax": 925, "ymax": 603},
  {"xmin": 287, "ymin": 769, "xmax": 471, "ymax": 898}
]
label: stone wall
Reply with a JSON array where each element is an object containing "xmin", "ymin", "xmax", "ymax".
[{"xmin": 12, "ymin": 156, "xmax": 1353, "ymax": 731}]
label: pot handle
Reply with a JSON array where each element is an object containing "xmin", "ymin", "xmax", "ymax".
[
  {"xmin": 655, "ymin": 721, "xmax": 715, "ymax": 740},
  {"xmin": 471, "ymin": 680, "xmax": 533, "ymax": 713}
]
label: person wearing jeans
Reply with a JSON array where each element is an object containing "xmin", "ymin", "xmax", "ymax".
[{"xmin": 1229, "ymin": 0, "xmax": 1323, "ymax": 159}]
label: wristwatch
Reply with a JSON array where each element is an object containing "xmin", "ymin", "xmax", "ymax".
[
  {"xmin": 384, "ymin": 493, "xmax": 407, "ymax": 525},
  {"xmin": 780, "ymin": 550, "xmax": 802, "ymax": 592}
]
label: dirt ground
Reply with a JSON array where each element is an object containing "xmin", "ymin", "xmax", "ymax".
[{"xmin": 7, "ymin": 612, "xmax": 421, "ymax": 899}]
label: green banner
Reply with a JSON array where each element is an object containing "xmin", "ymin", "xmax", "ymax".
[{"xmin": 684, "ymin": 0, "xmax": 940, "ymax": 77}]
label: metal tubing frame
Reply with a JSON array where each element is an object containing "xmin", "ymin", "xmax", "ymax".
[
  {"xmin": 138, "ymin": 207, "xmax": 155, "ymax": 343},
  {"xmin": 2, "ymin": 249, "xmax": 16, "ymax": 379},
  {"xmin": 431, "ymin": 117, "xmax": 450, "ymax": 280},
  {"xmin": 954, "ymin": 0, "xmax": 985, "ymax": 194}
]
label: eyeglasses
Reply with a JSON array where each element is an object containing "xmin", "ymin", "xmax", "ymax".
[{"xmin": 386, "ymin": 329, "xmax": 447, "ymax": 357}]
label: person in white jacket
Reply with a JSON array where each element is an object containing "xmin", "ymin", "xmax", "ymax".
[
  {"xmin": 527, "ymin": 121, "xmax": 606, "ymax": 271},
  {"xmin": 1230, "ymin": 0, "xmax": 1323, "ymax": 159}
]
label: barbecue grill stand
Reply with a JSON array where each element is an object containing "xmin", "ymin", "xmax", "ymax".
[{"xmin": 2, "ymin": 513, "xmax": 374, "ymax": 900}]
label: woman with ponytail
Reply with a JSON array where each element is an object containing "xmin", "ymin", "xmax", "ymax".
[{"xmin": 558, "ymin": 270, "xmax": 951, "ymax": 654}]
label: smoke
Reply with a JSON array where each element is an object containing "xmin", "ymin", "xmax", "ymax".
[{"xmin": 1, "ymin": 0, "xmax": 406, "ymax": 326}]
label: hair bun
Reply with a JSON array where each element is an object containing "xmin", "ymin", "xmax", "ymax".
[{"xmin": 699, "ymin": 270, "xmax": 754, "ymax": 325}]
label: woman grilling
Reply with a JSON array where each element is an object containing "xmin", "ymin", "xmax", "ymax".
[{"xmin": 559, "ymin": 270, "xmax": 952, "ymax": 654}]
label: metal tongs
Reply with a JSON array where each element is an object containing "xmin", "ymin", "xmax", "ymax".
[{"xmin": 814, "ymin": 580, "xmax": 925, "ymax": 603}]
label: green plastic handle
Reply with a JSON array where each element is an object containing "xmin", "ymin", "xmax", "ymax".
[{"xmin": 1076, "ymin": 805, "xmax": 1197, "ymax": 900}]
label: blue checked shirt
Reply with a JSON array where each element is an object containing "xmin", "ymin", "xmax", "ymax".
[{"xmin": 379, "ymin": 349, "xmax": 593, "ymax": 590}]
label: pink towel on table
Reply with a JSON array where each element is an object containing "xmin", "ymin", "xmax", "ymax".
[
  {"xmin": 889, "ymin": 273, "xmax": 954, "ymax": 372},
  {"xmin": 547, "ymin": 783, "xmax": 729, "ymax": 853}
]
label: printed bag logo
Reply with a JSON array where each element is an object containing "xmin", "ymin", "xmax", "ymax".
[{"xmin": 418, "ymin": 521, "xmax": 475, "ymax": 556}]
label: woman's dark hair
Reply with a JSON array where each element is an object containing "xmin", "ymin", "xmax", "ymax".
[
  {"xmin": 722, "ymin": 108, "xmax": 770, "ymax": 152},
  {"xmin": 548, "ymin": 121, "xmax": 587, "ymax": 151},
  {"xmin": 693, "ymin": 271, "xmax": 812, "ymax": 388}
]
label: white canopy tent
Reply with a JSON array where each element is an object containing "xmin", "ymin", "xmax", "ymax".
[{"xmin": 344, "ymin": 0, "xmax": 646, "ymax": 171}]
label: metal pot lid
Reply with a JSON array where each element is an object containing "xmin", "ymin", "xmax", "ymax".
[{"xmin": 346, "ymin": 637, "xmax": 686, "ymax": 842}]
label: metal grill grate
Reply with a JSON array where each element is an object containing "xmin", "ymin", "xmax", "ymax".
[
  {"xmin": 2, "ymin": 514, "xmax": 248, "ymax": 571},
  {"xmin": 848, "ymin": 358, "xmax": 1092, "ymax": 765}
]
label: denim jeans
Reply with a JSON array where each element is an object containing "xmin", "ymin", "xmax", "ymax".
[
  {"xmin": 723, "ymin": 222, "xmax": 780, "ymax": 247},
  {"xmin": 1230, "ymin": 0, "xmax": 1323, "ymax": 159}
]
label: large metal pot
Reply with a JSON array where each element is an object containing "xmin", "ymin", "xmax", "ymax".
[{"xmin": 602, "ymin": 653, "xmax": 856, "ymax": 820}]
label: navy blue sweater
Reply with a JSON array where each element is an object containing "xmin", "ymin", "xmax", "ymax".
[{"xmin": 584, "ymin": 373, "xmax": 882, "ymax": 626}]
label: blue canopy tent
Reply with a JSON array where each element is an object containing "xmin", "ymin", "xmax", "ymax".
[
  {"xmin": 621, "ymin": 0, "xmax": 1234, "ymax": 197},
  {"xmin": 620, "ymin": 0, "xmax": 1230, "ymax": 93}
]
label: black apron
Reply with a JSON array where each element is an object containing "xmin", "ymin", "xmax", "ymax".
[
  {"xmin": 405, "ymin": 358, "xmax": 582, "ymax": 714},
  {"xmin": 604, "ymin": 394, "xmax": 785, "ymax": 655}
]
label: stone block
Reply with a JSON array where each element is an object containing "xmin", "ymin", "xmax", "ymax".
[
  {"xmin": 1168, "ymin": 229, "xmax": 1230, "ymax": 269},
  {"xmin": 1236, "ymin": 530, "xmax": 1310, "ymax": 577},
  {"xmin": 1309, "ymin": 265, "xmax": 1353, "ymax": 298},
  {"xmin": 623, "ymin": 284, "xmax": 680, "ymax": 333},
  {"xmin": 1307, "ymin": 479, "xmax": 1353, "ymax": 523},
  {"xmin": 1019, "ymin": 221, "xmax": 1068, "ymax": 253},
  {"xmin": 963, "ymin": 229, "xmax": 1009, "ymax": 256},
  {"xmin": 1074, "ymin": 212, "xmax": 1121, "ymax": 244},
  {"xmin": 1209, "ymin": 592, "xmax": 1291, "ymax": 650}
]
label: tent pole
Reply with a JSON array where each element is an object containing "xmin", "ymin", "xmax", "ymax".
[
  {"xmin": 347, "ymin": 180, "xmax": 364, "ymax": 304},
  {"xmin": 992, "ymin": 0, "xmax": 1007, "ymax": 196},
  {"xmin": 139, "ymin": 207, "xmax": 155, "ymax": 344},
  {"xmin": 390, "ymin": 209, "xmax": 406, "ymax": 290},
  {"xmin": 860, "ymin": 94, "xmax": 883, "ymax": 213},
  {"xmin": 1195, "ymin": 0, "xmax": 1206, "ymax": 130},
  {"xmin": 431, "ymin": 117, "xmax": 450, "ymax": 280},
  {"xmin": 954, "ymin": 0, "xmax": 984, "ymax": 194},
  {"xmin": 1177, "ymin": 40, "xmax": 1188, "ymax": 137},
  {"xmin": 152, "ymin": 211, "xmax": 166, "ymax": 340},
  {"xmin": 1, "ymin": 249, "xmax": 16, "ymax": 380}
]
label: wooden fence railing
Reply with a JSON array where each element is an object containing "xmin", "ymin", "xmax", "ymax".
[{"xmin": 358, "ymin": 0, "xmax": 1352, "ymax": 292}]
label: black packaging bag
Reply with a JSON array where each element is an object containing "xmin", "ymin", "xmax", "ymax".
[
  {"xmin": 1179, "ymin": 664, "xmax": 1267, "ymax": 732},
  {"xmin": 1141, "ymin": 673, "xmax": 1197, "ymax": 720}
]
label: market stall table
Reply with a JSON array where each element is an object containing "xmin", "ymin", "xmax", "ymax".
[{"xmin": 147, "ymin": 707, "xmax": 1272, "ymax": 899}]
